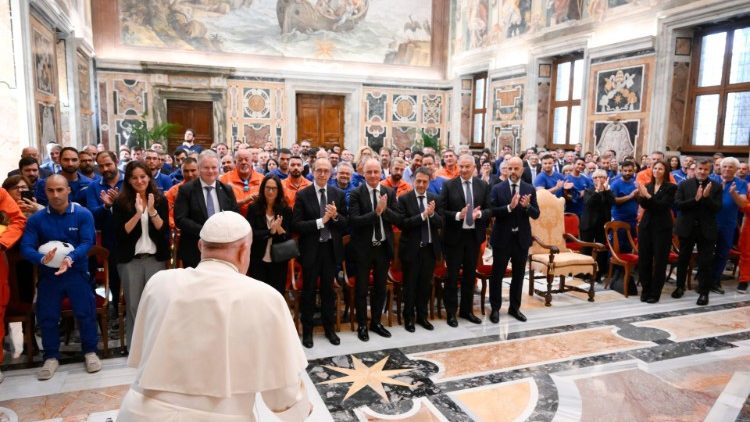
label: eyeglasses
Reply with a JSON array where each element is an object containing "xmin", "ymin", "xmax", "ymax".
[{"xmin": 265, "ymin": 186, "xmax": 278, "ymax": 191}]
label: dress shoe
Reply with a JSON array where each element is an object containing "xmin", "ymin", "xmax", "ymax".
[
  {"xmin": 640, "ymin": 295, "xmax": 648, "ymax": 302},
  {"xmin": 696, "ymin": 294, "xmax": 709, "ymax": 306},
  {"xmin": 370, "ymin": 323, "xmax": 392, "ymax": 338},
  {"xmin": 357, "ymin": 325, "xmax": 369, "ymax": 342},
  {"xmin": 671, "ymin": 287, "xmax": 685, "ymax": 299},
  {"xmin": 710, "ymin": 285, "xmax": 725, "ymax": 294},
  {"xmin": 489, "ymin": 310, "xmax": 500, "ymax": 324},
  {"xmin": 447, "ymin": 314, "xmax": 458, "ymax": 327},
  {"xmin": 324, "ymin": 329, "xmax": 340, "ymax": 346},
  {"xmin": 508, "ymin": 310, "xmax": 527, "ymax": 322},
  {"xmin": 405, "ymin": 320, "xmax": 415, "ymax": 333},
  {"xmin": 459, "ymin": 312, "xmax": 482, "ymax": 324},
  {"xmin": 302, "ymin": 330, "xmax": 313, "ymax": 349},
  {"xmin": 646, "ymin": 297, "xmax": 659, "ymax": 304},
  {"xmin": 417, "ymin": 318, "xmax": 434, "ymax": 330}
]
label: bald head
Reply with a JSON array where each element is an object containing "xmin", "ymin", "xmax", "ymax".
[
  {"xmin": 45, "ymin": 174, "xmax": 71, "ymax": 211},
  {"xmin": 507, "ymin": 157, "xmax": 524, "ymax": 182},
  {"xmin": 364, "ymin": 158, "xmax": 382, "ymax": 188}
]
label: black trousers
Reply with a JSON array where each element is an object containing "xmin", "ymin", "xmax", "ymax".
[
  {"xmin": 490, "ymin": 235, "xmax": 526, "ymax": 313},
  {"xmin": 637, "ymin": 228, "xmax": 671, "ymax": 300},
  {"xmin": 250, "ymin": 259, "xmax": 288, "ymax": 297},
  {"xmin": 444, "ymin": 230, "xmax": 479, "ymax": 315},
  {"xmin": 676, "ymin": 231, "xmax": 716, "ymax": 295},
  {"xmin": 402, "ymin": 246, "xmax": 435, "ymax": 322},
  {"xmin": 301, "ymin": 241, "xmax": 336, "ymax": 330},
  {"xmin": 355, "ymin": 244, "xmax": 389, "ymax": 326},
  {"xmin": 581, "ymin": 227, "xmax": 607, "ymax": 280}
]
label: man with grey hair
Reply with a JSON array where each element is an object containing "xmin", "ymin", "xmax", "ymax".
[
  {"xmin": 119, "ymin": 212, "xmax": 312, "ymax": 420},
  {"xmin": 41, "ymin": 143, "xmax": 62, "ymax": 174},
  {"xmin": 175, "ymin": 150, "xmax": 239, "ymax": 268},
  {"xmin": 438, "ymin": 154, "xmax": 490, "ymax": 326}
]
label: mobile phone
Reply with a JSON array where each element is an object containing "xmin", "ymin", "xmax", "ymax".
[{"xmin": 21, "ymin": 190, "xmax": 34, "ymax": 201}]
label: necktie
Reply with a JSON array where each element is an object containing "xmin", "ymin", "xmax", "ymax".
[
  {"xmin": 464, "ymin": 180, "xmax": 474, "ymax": 227},
  {"xmin": 373, "ymin": 188, "xmax": 383, "ymax": 242},
  {"xmin": 319, "ymin": 188, "xmax": 330, "ymax": 242},
  {"xmin": 204, "ymin": 186, "xmax": 216, "ymax": 217},
  {"xmin": 419, "ymin": 195, "xmax": 430, "ymax": 245},
  {"xmin": 511, "ymin": 183, "xmax": 517, "ymax": 197}
]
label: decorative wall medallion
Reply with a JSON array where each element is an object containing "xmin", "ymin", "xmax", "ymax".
[
  {"xmin": 367, "ymin": 92, "xmax": 387, "ymax": 121},
  {"xmin": 393, "ymin": 95, "xmax": 417, "ymax": 122},
  {"xmin": 244, "ymin": 123, "xmax": 271, "ymax": 147},
  {"xmin": 595, "ymin": 65, "xmax": 644, "ymax": 114},
  {"xmin": 113, "ymin": 79, "xmax": 147, "ymax": 115},
  {"xmin": 493, "ymin": 83, "xmax": 523, "ymax": 121},
  {"xmin": 422, "ymin": 94, "xmax": 443, "ymax": 124},
  {"xmin": 243, "ymin": 88, "xmax": 271, "ymax": 119}
]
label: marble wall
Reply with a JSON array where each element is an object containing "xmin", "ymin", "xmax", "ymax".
[
  {"xmin": 96, "ymin": 72, "xmax": 152, "ymax": 150},
  {"xmin": 226, "ymin": 79, "xmax": 286, "ymax": 148},
  {"xmin": 488, "ymin": 76, "xmax": 525, "ymax": 154}
]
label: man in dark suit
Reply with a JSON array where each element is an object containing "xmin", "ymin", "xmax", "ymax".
[
  {"xmin": 489, "ymin": 157, "xmax": 540, "ymax": 323},
  {"xmin": 438, "ymin": 154, "xmax": 490, "ymax": 327},
  {"xmin": 673, "ymin": 158, "xmax": 723, "ymax": 305},
  {"xmin": 396, "ymin": 167, "xmax": 442, "ymax": 332},
  {"xmin": 292, "ymin": 157, "xmax": 347, "ymax": 348},
  {"xmin": 175, "ymin": 150, "xmax": 239, "ymax": 268},
  {"xmin": 349, "ymin": 158, "xmax": 400, "ymax": 341}
]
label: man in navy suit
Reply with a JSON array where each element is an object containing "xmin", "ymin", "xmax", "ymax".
[{"xmin": 489, "ymin": 157, "xmax": 540, "ymax": 323}]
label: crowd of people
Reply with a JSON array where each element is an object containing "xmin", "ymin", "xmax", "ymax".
[{"xmin": 1, "ymin": 127, "xmax": 749, "ymax": 382}]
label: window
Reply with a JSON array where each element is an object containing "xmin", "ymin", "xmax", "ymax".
[
  {"xmin": 548, "ymin": 55, "xmax": 584, "ymax": 148},
  {"xmin": 686, "ymin": 21, "xmax": 750, "ymax": 151},
  {"xmin": 470, "ymin": 72, "xmax": 487, "ymax": 147}
]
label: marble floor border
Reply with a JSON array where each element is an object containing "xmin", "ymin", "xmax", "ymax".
[{"xmin": 447, "ymin": 376, "xmax": 538, "ymax": 422}]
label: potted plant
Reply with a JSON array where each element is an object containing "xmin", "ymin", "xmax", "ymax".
[{"xmin": 130, "ymin": 113, "xmax": 180, "ymax": 150}]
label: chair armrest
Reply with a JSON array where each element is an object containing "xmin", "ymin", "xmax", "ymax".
[
  {"xmin": 564, "ymin": 234, "xmax": 606, "ymax": 251},
  {"xmin": 532, "ymin": 236, "xmax": 560, "ymax": 254}
]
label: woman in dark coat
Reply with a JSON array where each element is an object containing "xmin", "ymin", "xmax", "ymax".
[
  {"xmin": 637, "ymin": 160, "xmax": 677, "ymax": 303},
  {"xmin": 580, "ymin": 169, "xmax": 615, "ymax": 283},
  {"xmin": 246, "ymin": 174, "xmax": 293, "ymax": 295}
]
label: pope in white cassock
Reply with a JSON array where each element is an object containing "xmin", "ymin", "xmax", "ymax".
[{"xmin": 118, "ymin": 211, "xmax": 311, "ymax": 421}]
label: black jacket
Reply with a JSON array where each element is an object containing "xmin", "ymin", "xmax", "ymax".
[
  {"xmin": 396, "ymin": 189, "xmax": 443, "ymax": 260},
  {"xmin": 112, "ymin": 194, "xmax": 170, "ymax": 264},
  {"xmin": 292, "ymin": 184, "xmax": 348, "ymax": 267},
  {"xmin": 580, "ymin": 189, "xmax": 615, "ymax": 232},
  {"xmin": 674, "ymin": 178, "xmax": 723, "ymax": 240},
  {"xmin": 489, "ymin": 180, "xmax": 540, "ymax": 250},
  {"xmin": 438, "ymin": 176, "xmax": 491, "ymax": 246},
  {"xmin": 637, "ymin": 182, "xmax": 677, "ymax": 232},
  {"xmin": 348, "ymin": 183, "xmax": 400, "ymax": 260},
  {"xmin": 246, "ymin": 203, "xmax": 293, "ymax": 265}
]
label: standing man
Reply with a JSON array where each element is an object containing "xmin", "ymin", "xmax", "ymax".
[
  {"xmin": 0, "ymin": 188, "xmax": 26, "ymax": 383},
  {"xmin": 144, "ymin": 149, "xmax": 173, "ymax": 192},
  {"xmin": 219, "ymin": 148, "xmax": 263, "ymax": 216},
  {"xmin": 437, "ymin": 149, "xmax": 459, "ymax": 179},
  {"xmin": 281, "ymin": 155, "xmax": 311, "ymax": 208},
  {"xmin": 380, "ymin": 147, "xmax": 392, "ymax": 178},
  {"xmin": 220, "ymin": 154, "xmax": 234, "ymax": 174},
  {"xmin": 563, "ymin": 158, "xmax": 592, "ymax": 217},
  {"xmin": 165, "ymin": 157, "xmax": 199, "ymax": 229},
  {"xmin": 402, "ymin": 150, "xmax": 423, "ymax": 186},
  {"xmin": 610, "ymin": 161, "xmax": 639, "ymax": 251},
  {"xmin": 672, "ymin": 159, "xmax": 723, "ymax": 305},
  {"xmin": 349, "ymin": 158, "xmax": 400, "ymax": 341},
  {"xmin": 17, "ymin": 157, "xmax": 43, "ymax": 187},
  {"xmin": 36, "ymin": 147, "xmax": 92, "ymax": 206},
  {"xmin": 271, "ymin": 148, "xmax": 292, "ymax": 180},
  {"xmin": 293, "ymin": 158, "xmax": 347, "ymax": 348},
  {"xmin": 175, "ymin": 151, "xmax": 239, "ymax": 268},
  {"xmin": 20, "ymin": 175, "xmax": 101, "ymax": 380},
  {"xmin": 169, "ymin": 149, "xmax": 188, "ymax": 183},
  {"xmin": 175, "ymin": 128, "xmax": 203, "ymax": 154},
  {"xmin": 421, "ymin": 154, "xmax": 445, "ymax": 195},
  {"xmin": 40, "ymin": 143, "xmax": 62, "ymax": 174},
  {"xmin": 118, "ymin": 212, "xmax": 312, "ymax": 420},
  {"xmin": 381, "ymin": 157, "xmax": 412, "ymax": 197},
  {"xmin": 489, "ymin": 157, "xmax": 539, "ymax": 323},
  {"xmin": 438, "ymin": 154, "xmax": 490, "ymax": 326},
  {"xmin": 327, "ymin": 161, "xmax": 355, "ymax": 205},
  {"xmin": 77, "ymin": 150, "xmax": 99, "ymax": 182},
  {"xmin": 396, "ymin": 167, "xmax": 441, "ymax": 332},
  {"xmin": 534, "ymin": 154, "xmax": 566, "ymax": 197}
]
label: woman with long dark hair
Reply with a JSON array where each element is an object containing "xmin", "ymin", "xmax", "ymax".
[
  {"xmin": 246, "ymin": 174, "xmax": 293, "ymax": 295},
  {"xmin": 669, "ymin": 156, "xmax": 681, "ymax": 172},
  {"xmin": 637, "ymin": 160, "xmax": 677, "ymax": 303},
  {"xmin": 113, "ymin": 161, "xmax": 170, "ymax": 348}
]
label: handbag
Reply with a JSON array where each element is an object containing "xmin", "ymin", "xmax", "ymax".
[{"xmin": 271, "ymin": 239, "xmax": 300, "ymax": 263}]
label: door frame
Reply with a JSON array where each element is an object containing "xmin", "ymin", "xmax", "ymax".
[
  {"xmin": 152, "ymin": 86, "xmax": 226, "ymax": 148},
  {"xmin": 285, "ymin": 80, "xmax": 361, "ymax": 152}
]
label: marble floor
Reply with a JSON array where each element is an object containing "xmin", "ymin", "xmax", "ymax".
[{"xmin": 2, "ymin": 274, "xmax": 749, "ymax": 422}]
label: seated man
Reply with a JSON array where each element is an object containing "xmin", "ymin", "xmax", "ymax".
[
  {"xmin": 20, "ymin": 175, "xmax": 100, "ymax": 380},
  {"xmin": 118, "ymin": 212, "xmax": 311, "ymax": 421}
]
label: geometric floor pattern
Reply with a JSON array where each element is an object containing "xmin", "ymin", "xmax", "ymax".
[{"xmin": 2, "ymin": 276, "xmax": 749, "ymax": 421}]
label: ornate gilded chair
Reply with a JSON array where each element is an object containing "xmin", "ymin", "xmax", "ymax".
[{"xmin": 528, "ymin": 190, "xmax": 605, "ymax": 306}]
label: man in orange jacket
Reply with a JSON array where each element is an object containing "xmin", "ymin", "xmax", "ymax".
[
  {"xmin": 165, "ymin": 158, "xmax": 199, "ymax": 229},
  {"xmin": 0, "ymin": 187, "xmax": 27, "ymax": 383}
]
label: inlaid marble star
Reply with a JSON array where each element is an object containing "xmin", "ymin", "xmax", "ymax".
[{"xmin": 320, "ymin": 355, "xmax": 411, "ymax": 402}]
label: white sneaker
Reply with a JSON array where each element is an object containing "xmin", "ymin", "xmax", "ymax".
[
  {"xmin": 37, "ymin": 358, "xmax": 59, "ymax": 381},
  {"xmin": 84, "ymin": 352, "xmax": 102, "ymax": 373}
]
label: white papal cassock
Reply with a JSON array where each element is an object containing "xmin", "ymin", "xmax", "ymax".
[{"xmin": 118, "ymin": 259, "xmax": 310, "ymax": 421}]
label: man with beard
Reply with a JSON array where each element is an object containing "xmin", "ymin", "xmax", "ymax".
[
  {"xmin": 437, "ymin": 149, "xmax": 459, "ymax": 180},
  {"xmin": 380, "ymin": 147, "xmax": 392, "ymax": 178},
  {"xmin": 84, "ymin": 151, "xmax": 125, "ymax": 321},
  {"xmin": 175, "ymin": 128, "xmax": 203, "ymax": 154},
  {"xmin": 402, "ymin": 150, "xmax": 423, "ymax": 186},
  {"xmin": 77, "ymin": 150, "xmax": 99, "ymax": 182},
  {"xmin": 8, "ymin": 147, "xmax": 52, "ymax": 178},
  {"xmin": 144, "ymin": 149, "xmax": 173, "ymax": 193},
  {"xmin": 328, "ymin": 161, "xmax": 355, "ymax": 205},
  {"xmin": 36, "ymin": 147, "xmax": 92, "ymax": 206},
  {"xmin": 220, "ymin": 154, "xmax": 234, "ymax": 174},
  {"xmin": 169, "ymin": 149, "xmax": 188, "ymax": 183},
  {"xmin": 381, "ymin": 157, "xmax": 412, "ymax": 197},
  {"xmin": 16, "ymin": 157, "xmax": 42, "ymax": 187},
  {"xmin": 219, "ymin": 148, "xmax": 263, "ymax": 216},
  {"xmin": 165, "ymin": 157, "xmax": 199, "ymax": 230},
  {"xmin": 563, "ymin": 158, "xmax": 592, "ymax": 217},
  {"xmin": 421, "ymin": 154, "xmax": 445, "ymax": 195},
  {"xmin": 533, "ymin": 154, "xmax": 566, "ymax": 197},
  {"xmin": 610, "ymin": 161, "xmax": 639, "ymax": 251},
  {"xmin": 270, "ymin": 148, "xmax": 292, "ymax": 180},
  {"xmin": 281, "ymin": 155, "xmax": 311, "ymax": 208}
]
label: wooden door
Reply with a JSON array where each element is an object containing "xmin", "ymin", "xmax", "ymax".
[
  {"xmin": 166, "ymin": 100, "xmax": 213, "ymax": 153},
  {"xmin": 296, "ymin": 94, "xmax": 344, "ymax": 150}
]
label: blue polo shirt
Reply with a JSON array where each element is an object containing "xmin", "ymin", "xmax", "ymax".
[
  {"xmin": 710, "ymin": 175, "xmax": 748, "ymax": 227},
  {"xmin": 427, "ymin": 177, "xmax": 445, "ymax": 195},
  {"xmin": 34, "ymin": 173, "xmax": 92, "ymax": 206},
  {"xmin": 328, "ymin": 179, "xmax": 354, "ymax": 206},
  {"xmin": 83, "ymin": 174, "xmax": 124, "ymax": 249},
  {"xmin": 534, "ymin": 171, "xmax": 564, "ymax": 197},
  {"xmin": 153, "ymin": 171, "xmax": 174, "ymax": 193},
  {"xmin": 20, "ymin": 202, "xmax": 95, "ymax": 277},
  {"xmin": 610, "ymin": 176, "xmax": 638, "ymax": 222},
  {"xmin": 564, "ymin": 174, "xmax": 593, "ymax": 216},
  {"xmin": 672, "ymin": 169, "xmax": 688, "ymax": 184},
  {"xmin": 270, "ymin": 168, "xmax": 290, "ymax": 180}
]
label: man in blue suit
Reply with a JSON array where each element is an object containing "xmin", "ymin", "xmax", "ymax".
[{"xmin": 489, "ymin": 157, "xmax": 540, "ymax": 323}]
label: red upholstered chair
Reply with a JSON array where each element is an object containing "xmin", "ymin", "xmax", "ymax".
[
  {"xmin": 387, "ymin": 231, "xmax": 404, "ymax": 325},
  {"xmin": 475, "ymin": 240, "xmax": 512, "ymax": 315},
  {"xmin": 432, "ymin": 260, "xmax": 448, "ymax": 319},
  {"xmin": 604, "ymin": 221, "xmax": 639, "ymax": 297},
  {"xmin": 564, "ymin": 213, "xmax": 583, "ymax": 252},
  {"xmin": 289, "ymin": 257, "xmax": 343, "ymax": 334},
  {"xmin": 3, "ymin": 249, "xmax": 37, "ymax": 365},
  {"xmin": 63, "ymin": 245, "xmax": 110, "ymax": 357}
]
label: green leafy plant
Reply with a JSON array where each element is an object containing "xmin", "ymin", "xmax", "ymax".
[
  {"xmin": 130, "ymin": 113, "xmax": 180, "ymax": 149},
  {"xmin": 415, "ymin": 129, "xmax": 441, "ymax": 153}
]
